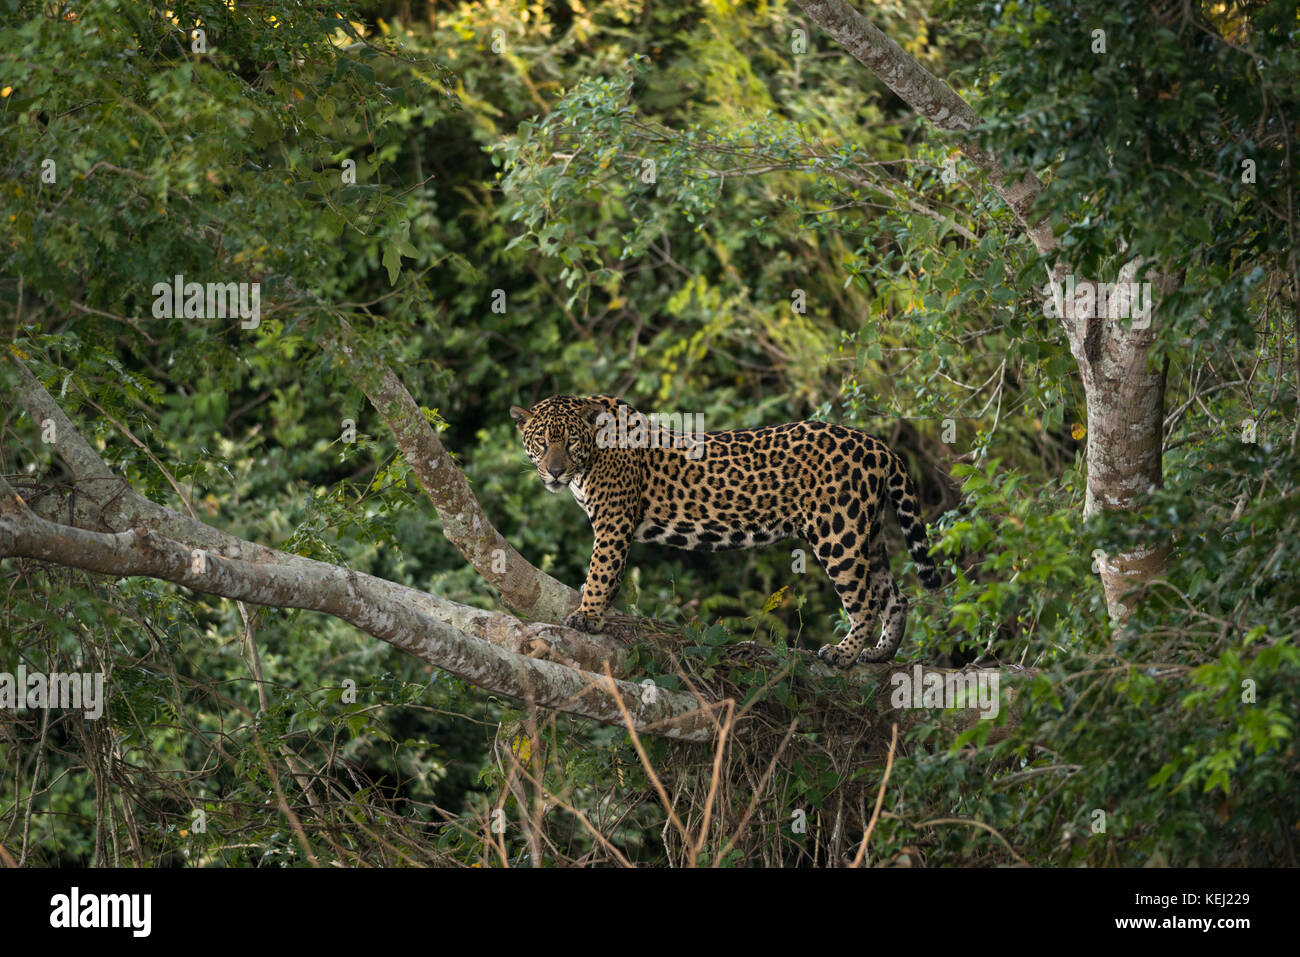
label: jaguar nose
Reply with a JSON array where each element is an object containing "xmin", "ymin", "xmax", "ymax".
[{"xmin": 546, "ymin": 465, "xmax": 565, "ymax": 480}]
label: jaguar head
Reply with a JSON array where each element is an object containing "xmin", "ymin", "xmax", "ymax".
[{"xmin": 510, "ymin": 396, "xmax": 610, "ymax": 493}]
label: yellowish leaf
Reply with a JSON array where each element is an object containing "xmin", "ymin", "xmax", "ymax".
[
  {"xmin": 510, "ymin": 734, "xmax": 531, "ymax": 763},
  {"xmin": 763, "ymin": 585, "xmax": 790, "ymax": 613}
]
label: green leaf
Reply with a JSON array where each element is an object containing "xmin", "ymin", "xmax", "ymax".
[{"xmin": 382, "ymin": 244, "xmax": 403, "ymax": 285}]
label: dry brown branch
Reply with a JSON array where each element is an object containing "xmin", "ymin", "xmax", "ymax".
[{"xmin": 851, "ymin": 721, "xmax": 897, "ymax": 867}]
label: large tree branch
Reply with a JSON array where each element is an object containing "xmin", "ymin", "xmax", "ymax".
[
  {"xmin": 321, "ymin": 319, "xmax": 581, "ymax": 624},
  {"xmin": 0, "ymin": 475, "xmax": 717, "ymax": 741},
  {"xmin": 7, "ymin": 334, "xmax": 583, "ymax": 629},
  {"xmin": 1, "ymin": 350, "xmax": 626, "ymax": 674},
  {"xmin": 792, "ymin": 0, "xmax": 1057, "ymax": 255}
]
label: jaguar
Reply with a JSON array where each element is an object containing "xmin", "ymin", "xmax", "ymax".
[{"xmin": 510, "ymin": 394, "xmax": 940, "ymax": 666}]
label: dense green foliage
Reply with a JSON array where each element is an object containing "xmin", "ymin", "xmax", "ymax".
[{"xmin": 1, "ymin": 0, "xmax": 1296, "ymax": 866}]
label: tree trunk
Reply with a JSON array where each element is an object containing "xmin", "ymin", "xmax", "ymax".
[{"xmin": 1059, "ymin": 266, "xmax": 1179, "ymax": 618}]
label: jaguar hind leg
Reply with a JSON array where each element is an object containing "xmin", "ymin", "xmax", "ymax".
[
  {"xmin": 815, "ymin": 523, "xmax": 908, "ymax": 667},
  {"xmin": 809, "ymin": 517, "xmax": 885, "ymax": 668},
  {"xmin": 857, "ymin": 558, "xmax": 907, "ymax": 663}
]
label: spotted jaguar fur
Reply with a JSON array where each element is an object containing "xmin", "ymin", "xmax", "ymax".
[{"xmin": 510, "ymin": 395, "xmax": 940, "ymax": 666}]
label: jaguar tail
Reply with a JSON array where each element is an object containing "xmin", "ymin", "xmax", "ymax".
[{"xmin": 886, "ymin": 451, "xmax": 942, "ymax": 592}]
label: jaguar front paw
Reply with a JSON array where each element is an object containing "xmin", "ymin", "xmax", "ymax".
[
  {"xmin": 564, "ymin": 610, "xmax": 605, "ymax": 633},
  {"xmin": 817, "ymin": 643, "xmax": 855, "ymax": 668}
]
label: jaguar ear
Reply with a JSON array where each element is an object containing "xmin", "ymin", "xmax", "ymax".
[
  {"xmin": 509, "ymin": 405, "xmax": 531, "ymax": 430},
  {"xmin": 582, "ymin": 401, "xmax": 609, "ymax": 428}
]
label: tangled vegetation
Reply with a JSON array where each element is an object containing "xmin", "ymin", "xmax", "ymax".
[{"xmin": 1, "ymin": 0, "xmax": 1296, "ymax": 867}]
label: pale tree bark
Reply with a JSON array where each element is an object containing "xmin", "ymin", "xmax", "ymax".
[
  {"xmin": 1057, "ymin": 262, "xmax": 1181, "ymax": 618},
  {"xmin": 320, "ymin": 318, "xmax": 580, "ymax": 624},
  {"xmin": 0, "ymin": 470, "xmax": 718, "ymax": 741},
  {"xmin": 793, "ymin": 0, "xmax": 1171, "ymax": 620}
]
